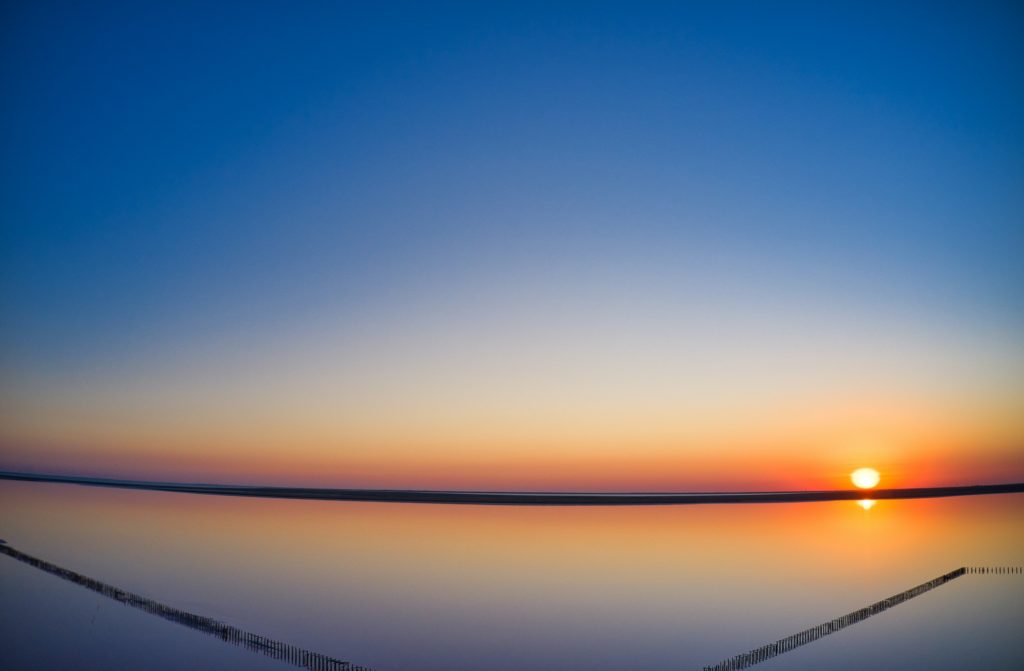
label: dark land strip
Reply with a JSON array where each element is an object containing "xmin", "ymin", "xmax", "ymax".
[
  {"xmin": 2, "ymin": 470, "xmax": 1023, "ymax": 505},
  {"xmin": 703, "ymin": 566, "xmax": 1024, "ymax": 670},
  {"xmin": 0, "ymin": 541, "xmax": 371, "ymax": 671}
]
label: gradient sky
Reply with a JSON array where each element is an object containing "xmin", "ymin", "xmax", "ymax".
[{"xmin": 2, "ymin": 2, "xmax": 1022, "ymax": 490}]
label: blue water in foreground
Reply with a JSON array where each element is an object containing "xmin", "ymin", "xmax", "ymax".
[{"xmin": 1, "ymin": 481, "xmax": 1022, "ymax": 670}]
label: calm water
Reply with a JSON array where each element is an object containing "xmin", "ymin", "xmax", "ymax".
[{"xmin": 1, "ymin": 481, "xmax": 1022, "ymax": 670}]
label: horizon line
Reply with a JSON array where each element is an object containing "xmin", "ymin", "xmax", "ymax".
[{"xmin": 2, "ymin": 470, "xmax": 1023, "ymax": 505}]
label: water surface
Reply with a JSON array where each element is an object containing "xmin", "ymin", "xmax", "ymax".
[{"xmin": 2, "ymin": 481, "xmax": 1021, "ymax": 670}]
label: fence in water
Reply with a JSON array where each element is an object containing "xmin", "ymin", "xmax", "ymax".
[
  {"xmin": 0, "ymin": 541, "xmax": 371, "ymax": 671},
  {"xmin": 703, "ymin": 565, "xmax": 1023, "ymax": 671},
  {"xmin": 965, "ymin": 566, "xmax": 1023, "ymax": 574}
]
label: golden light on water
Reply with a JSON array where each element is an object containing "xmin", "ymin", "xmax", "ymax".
[
  {"xmin": 851, "ymin": 467, "xmax": 881, "ymax": 489},
  {"xmin": 857, "ymin": 499, "xmax": 876, "ymax": 510}
]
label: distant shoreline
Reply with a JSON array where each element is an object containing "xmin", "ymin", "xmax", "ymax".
[{"xmin": 2, "ymin": 470, "xmax": 1023, "ymax": 505}]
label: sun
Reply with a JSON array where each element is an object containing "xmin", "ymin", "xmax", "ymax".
[{"xmin": 851, "ymin": 467, "xmax": 880, "ymax": 489}]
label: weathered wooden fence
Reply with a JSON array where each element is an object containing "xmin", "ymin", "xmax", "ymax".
[
  {"xmin": 703, "ymin": 565, "xmax": 1022, "ymax": 670},
  {"xmin": 0, "ymin": 541, "xmax": 371, "ymax": 671},
  {"xmin": 965, "ymin": 566, "xmax": 1023, "ymax": 574}
]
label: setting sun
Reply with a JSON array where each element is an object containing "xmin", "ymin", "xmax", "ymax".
[{"xmin": 851, "ymin": 468, "xmax": 881, "ymax": 489}]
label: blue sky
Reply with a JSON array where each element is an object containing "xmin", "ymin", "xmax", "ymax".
[{"xmin": 1, "ymin": 3, "xmax": 1022, "ymax": 486}]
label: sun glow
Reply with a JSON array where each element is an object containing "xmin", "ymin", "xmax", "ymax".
[
  {"xmin": 857, "ymin": 499, "xmax": 876, "ymax": 510},
  {"xmin": 851, "ymin": 467, "xmax": 880, "ymax": 489}
]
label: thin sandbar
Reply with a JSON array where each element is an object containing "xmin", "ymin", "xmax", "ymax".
[{"xmin": 2, "ymin": 470, "xmax": 1022, "ymax": 505}]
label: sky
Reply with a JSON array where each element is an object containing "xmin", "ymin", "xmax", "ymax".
[{"xmin": 1, "ymin": 2, "xmax": 1022, "ymax": 490}]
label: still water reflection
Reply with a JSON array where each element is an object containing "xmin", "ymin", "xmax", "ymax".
[{"xmin": 1, "ymin": 481, "xmax": 1021, "ymax": 670}]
